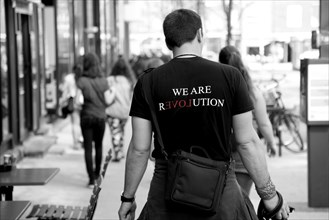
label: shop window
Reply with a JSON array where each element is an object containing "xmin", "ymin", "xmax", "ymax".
[
  {"xmin": 0, "ymin": 0, "xmax": 9, "ymax": 139},
  {"xmin": 73, "ymin": 0, "xmax": 84, "ymax": 59},
  {"xmin": 57, "ymin": 0, "xmax": 74, "ymax": 82},
  {"xmin": 38, "ymin": 6, "xmax": 47, "ymax": 116}
]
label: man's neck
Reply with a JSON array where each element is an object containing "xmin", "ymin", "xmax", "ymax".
[{"xmin": 173, "ymin": 42, "xmax": 202, "ymax": 58}]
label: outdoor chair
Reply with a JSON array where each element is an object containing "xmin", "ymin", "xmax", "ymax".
[{"xmin": 24, "ymin": 149, "xmax": 112, "ymax": 220}]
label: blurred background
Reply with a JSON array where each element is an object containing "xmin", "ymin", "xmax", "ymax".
[
  {"xmin": 1, "ymin": 1, "xmax": 328, "ymax": 219},
  {"xmin": 0, "ymin": 0, "xmax": 328, "ymax": 153}
]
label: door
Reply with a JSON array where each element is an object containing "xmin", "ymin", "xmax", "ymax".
[{"xmin": 16, "ymin": 13, "xmax": 34, "ymax": 141}]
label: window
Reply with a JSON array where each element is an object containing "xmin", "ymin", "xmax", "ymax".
[{"xmin": 0, "ymin": 0, "xmax": 9, "ymax": 138}]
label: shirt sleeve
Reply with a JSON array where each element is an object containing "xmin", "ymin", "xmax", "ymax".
[
  {"xmin": 129, "ymin": 77, "xmax": 151, "ymax": 120},
  {"xmin": 232, "ymin": 70, "xmax": 254, "ymax": 115}
]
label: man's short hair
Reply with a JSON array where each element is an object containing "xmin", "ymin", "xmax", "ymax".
[{"xmin": 163, "ymin": 9, "xmax": 202, "ymax": 50}]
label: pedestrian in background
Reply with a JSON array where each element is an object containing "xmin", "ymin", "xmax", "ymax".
[
  {"xmin": 145, "ymin": 57, "xmax": 165, "ymax": 69},
  {"xmin": 77, "ymin": 52, "xmax": 115, "ymax": 187},
  {"xmin": 131, "ymin": 54, "xmax": 150, "ymax": 78},
  {"xmin": 106, "ymin": 55, "xmax": 136, "ymax": 162},
  {"xmin": 118, "ymin": 9, "xmax": 290, "ymax": 220},
  {"xmin": 219, "ymin": 45, "xmax": 277, "ymax": 196},
  {"xmin": 59, "ymin": 65, "xmax": 83, "ymax": 149}
]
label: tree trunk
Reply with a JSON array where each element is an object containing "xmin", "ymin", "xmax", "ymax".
[{"xmin": 222, "ymin": 0, "xmax": 233, "ymax": 46}]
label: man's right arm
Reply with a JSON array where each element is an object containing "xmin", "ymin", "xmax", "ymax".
[
  {"xmin": 118, "ymin": 116, "xmax": 152, "ymax": 220},
  {"xmin": 233, "ymin": 111, "xmax": 290, "ymax": 219},
  {"xmin": 123, "ymin": 117, "xmax": 152, "ymax": 197}
]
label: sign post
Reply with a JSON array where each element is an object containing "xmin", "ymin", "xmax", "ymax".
[{"xmin": 300, "ymin": 58, "xmax": 329, "ymax": 207}]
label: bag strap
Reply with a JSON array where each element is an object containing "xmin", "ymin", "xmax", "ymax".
[
  {"xmin": 190, "ymin": 145, "xmax": 211, "ymax": 158},
  {"xmin": 142, "ymin": 69, "xmax": 168, "ymax": 160}
]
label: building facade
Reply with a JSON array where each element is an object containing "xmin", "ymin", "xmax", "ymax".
[{"xmin": 0, "ymin": 0, "xmax": 118, "ymax": 155}]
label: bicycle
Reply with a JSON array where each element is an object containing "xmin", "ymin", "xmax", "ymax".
[{"xmin": 257, "ymin": 75, "xmax": 305, "ymax": 156}]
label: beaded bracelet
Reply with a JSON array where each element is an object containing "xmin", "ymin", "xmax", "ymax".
[{"xmin": 256, "ymin": 177, "xmax": 277, "ymax": 200}]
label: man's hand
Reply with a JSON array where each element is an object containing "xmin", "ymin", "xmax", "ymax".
[
  {"xmin": 263, "ymin": 194, "xmax": 291, "ymax": 219},
  {"xmin": 118, "ymin": 201, "xmax": 137, "ymax": 220}
]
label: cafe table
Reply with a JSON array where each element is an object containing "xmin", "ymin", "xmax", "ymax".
[
  {"xmin": 0, "ymin": 168, "xmax": 60, "ymax": 201},
  {"xmin": 0, "ymin": 201, "xmax": 31, "ymax": 220}
]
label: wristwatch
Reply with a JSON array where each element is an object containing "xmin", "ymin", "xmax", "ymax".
[{"xmin": 121, "ymin": 192, "xmax": 135, "ymax": 203}]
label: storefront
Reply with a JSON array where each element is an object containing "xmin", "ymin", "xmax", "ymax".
[
  {"xmin": 44, "ymin": 0, "xmax": 118, "ymax": 115},
  {"xmin": 0, "ymin": 0, "xmax": 118, "ymax": 155},
  {"xmin": 0, "ymin": 0, "xmax": 45, "ymax": 153}
]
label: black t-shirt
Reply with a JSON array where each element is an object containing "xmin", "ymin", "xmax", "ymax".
[{"xmin": 130, "ymin": 56, "xmax": 253, "ymax": 161}]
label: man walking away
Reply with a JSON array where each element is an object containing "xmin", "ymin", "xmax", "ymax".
[{"xmin": 118, "ymin": 9, "xmax": 291, "ymax": 220}]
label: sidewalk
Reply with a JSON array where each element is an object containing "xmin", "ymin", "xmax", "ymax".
[{"xmin": 12, "ymin": 117, "xmax": 328, "ymax": 220}]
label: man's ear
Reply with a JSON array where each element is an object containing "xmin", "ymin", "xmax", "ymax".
[{"xmin": 197, "ymin": 28, "xmax": 203, "ymax": 43}]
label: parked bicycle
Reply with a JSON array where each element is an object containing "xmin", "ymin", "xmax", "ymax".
[{"xmin": 257, "ymin": 75, "xmax": 305, "ymax": 156}]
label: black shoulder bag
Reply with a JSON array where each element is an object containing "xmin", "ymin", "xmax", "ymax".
[{"xmin": 142, "ymin": 73, "xmax": 230, "ymax": 215}]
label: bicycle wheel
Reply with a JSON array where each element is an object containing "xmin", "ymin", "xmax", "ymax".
[{"xmin": 279, "ymin": 114, "xmax": 305, "ymax": 153}]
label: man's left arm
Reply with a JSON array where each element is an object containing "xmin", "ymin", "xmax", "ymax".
[{"xmin": 233, "ymin": 111, "xmax": 290, "ymax": 219}]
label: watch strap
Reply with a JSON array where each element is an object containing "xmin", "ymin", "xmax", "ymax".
[{"xmin": 121, "ymin": 193, "xmax": 135, "ymax": 203}]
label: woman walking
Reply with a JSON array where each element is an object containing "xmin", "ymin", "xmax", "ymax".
[
  {"xmin": 77, "ymin": 53, "xmax": 115, "ymax": 187},
  {"xmin": 106, "ymin": 56, "xmax": 136, "ymax": 162}
]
